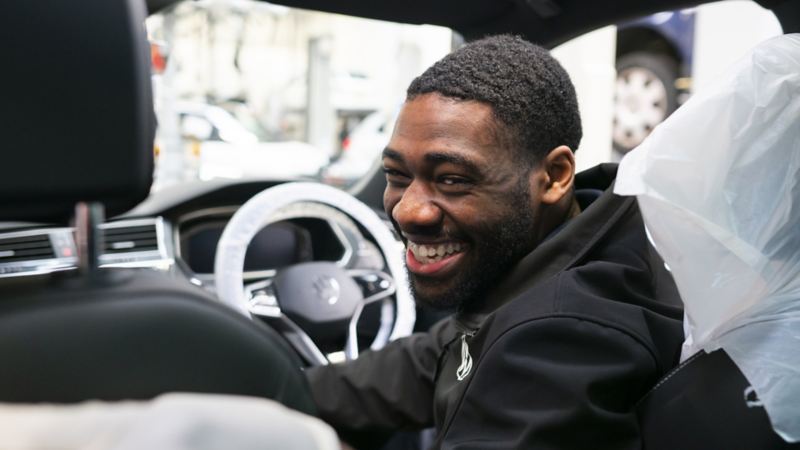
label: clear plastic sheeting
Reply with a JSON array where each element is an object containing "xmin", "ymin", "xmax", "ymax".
[{"xmin": 615, "ymin": 34, "xmax": 800, "ymax": 442}]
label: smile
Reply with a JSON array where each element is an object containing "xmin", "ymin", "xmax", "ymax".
[
  {"xmin": 407, "ymin": 241, "xmax": 464, "ymax": 264},
  {"xmin": 405, "ymin": 241, "xmax": 467, "ymax": 276}
]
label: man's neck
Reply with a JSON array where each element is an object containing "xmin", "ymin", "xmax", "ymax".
[{"xmin": 567, "ymin": 197, "xmax": 582, "ymax": 220}]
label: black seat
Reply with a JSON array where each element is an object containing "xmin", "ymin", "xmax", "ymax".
[
  {"xmin": 0, "ymin": 0, "xmax": 314, "ymax": 415},
  {"xmin": 637, "ymin": 350, "xmax": 799, "ymax": 450},
  {"xmin": 0, "ymin": 270, "xmax": 315, "ymax": 414}
]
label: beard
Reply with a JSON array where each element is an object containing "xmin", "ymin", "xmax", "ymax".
[{"xmin": 407, "ymin": 182, "xmax": 538, "ymax": 314}]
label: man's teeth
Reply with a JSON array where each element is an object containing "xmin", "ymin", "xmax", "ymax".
[{"xmin": 408, "ymin": 242, "xmax": 463, "ymax": 264}]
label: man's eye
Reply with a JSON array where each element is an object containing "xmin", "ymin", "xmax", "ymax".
[
  {"xmin": 382, "ymin": 167, "xmax": 403, "ymax": 177},
  {"xmin": 439, "ymin": 176, "xmax": 469, "ymax": 186},
  {"xmin": 383, "ymin": 168, "xmax": 410, "ymax": 185}
]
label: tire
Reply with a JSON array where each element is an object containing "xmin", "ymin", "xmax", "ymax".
[{"xmin": 613, "ymin": 52, "xmax": 679, "ymax": 154}]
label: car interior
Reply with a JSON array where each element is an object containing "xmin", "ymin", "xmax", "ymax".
[
  {"xmin": 0, "ymin": 0, "xmax": 316, "ymax": 415},
  {"xmin": 1, "ymin": 0, "xmax": 799, "ymax": 448}
]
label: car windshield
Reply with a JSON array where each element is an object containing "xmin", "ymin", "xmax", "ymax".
[
  {"xmin": 146, "ymin": 1, "xmax": 452, "ymax": 190},
  {"xmin": 146, "ymin": 0, "xmax": 782, "ymax": 192}
]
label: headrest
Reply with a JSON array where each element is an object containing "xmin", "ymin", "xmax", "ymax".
[{"xmin": 0, "ymin": 0, "xmax": 154, "ymax": 223}]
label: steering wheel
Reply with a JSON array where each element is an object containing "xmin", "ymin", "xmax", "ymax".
[{"xmin": 214, "ymin": 182, "xmax": 415, "ymax": 365}]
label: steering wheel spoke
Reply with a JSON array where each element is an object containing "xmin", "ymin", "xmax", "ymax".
[
  {"xmin": 248, "ymin": 276, "xmax": 332, "ymax": 365},
  {"xmin": 259, "ymin": 314, "xmax": 330, "ymax": 366},
  {"xmin": 348, "ymin": 269, "xmax": 396, "ymax": 304},
  {"xmin": 245, "ymin": 277, "xmax": 281, "ymax": 318}
]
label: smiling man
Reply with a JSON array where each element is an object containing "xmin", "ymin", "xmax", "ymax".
[
  {"xmin": 382, "ymin": 94, "xmax": 576, "ymax": 314},
  {"xmin": 307, "ymin": 35, "xmax": 684, "ymax": 450}
]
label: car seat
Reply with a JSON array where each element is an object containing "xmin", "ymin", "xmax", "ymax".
[
  {"xmin": 0, "ymin": 0, "xmax": 315, "ymax": 415},
  {"xmin": 636, "ymin": 349, "xmax": 798, "ymax": 449}
]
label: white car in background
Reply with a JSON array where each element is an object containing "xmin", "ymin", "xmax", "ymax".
[
  {"xmin": 320, "ymin": 109, "xmax": 397, "ymax": 188},
  {"xmin": 171, "ymin": 101, "xmax": 332, "ymax": 181}
]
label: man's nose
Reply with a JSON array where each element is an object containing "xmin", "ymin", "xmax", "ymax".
[{"xmin": 391, "ymin": 182, "xmax": 443, "ymax": 230}]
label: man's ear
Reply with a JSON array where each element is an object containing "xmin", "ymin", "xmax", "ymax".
[{"xmin": 539, "ymin": 145, "xmax": 575, "ymax": 205}]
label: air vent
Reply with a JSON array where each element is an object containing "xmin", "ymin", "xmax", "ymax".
[
  {"xmin": 102, "ymin": 223, "xmax": 159, "ymax": 255},
  {"xmin": 0, "ymin": 233, "xmax": 55, "ymax": 263},
  {"xmin": 0, "ymin": 219, "xmax": 172, "ymax": 278},
  {"xmin": 98, "ymin": 218, "xmax": 171, "ymax": 269}
]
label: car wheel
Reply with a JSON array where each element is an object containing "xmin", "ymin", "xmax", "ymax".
[{"xmin": 613, "ymin": 52, "xmax": 679, "ymax": 153}]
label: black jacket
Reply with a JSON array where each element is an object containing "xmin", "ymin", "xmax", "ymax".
[{"xmin": 307, "ymin": 164, "xmax": 684, "ymax": 449}]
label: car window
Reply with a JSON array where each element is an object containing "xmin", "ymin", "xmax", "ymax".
[
  {"xmin": 147, "ymin": 0, "xmax": 779, "ymax": 191},
  {"xmin": 146, "ymin": 2, "xmax": 451, "ymax": 190},
  {"xmin": 548, "ymin": 1, "xmax": 779, "ymax": 171}
]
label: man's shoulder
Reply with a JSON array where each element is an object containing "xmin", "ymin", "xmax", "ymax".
[{"xmin": 477, "ymin": 260, "xmax": 684, "ymax": 373}]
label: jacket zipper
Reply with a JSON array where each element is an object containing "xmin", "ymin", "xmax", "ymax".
[{"xmin": 456, "ymin": 330, "xmax": 476, "ymax": 381}]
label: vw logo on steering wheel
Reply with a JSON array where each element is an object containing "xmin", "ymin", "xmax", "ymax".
[{"xmin": 312, "ymin": 276, "xmax": 341, "ymax": 305}]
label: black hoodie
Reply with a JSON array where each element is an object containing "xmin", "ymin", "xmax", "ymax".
[{"xmin": 307, "ymin": 164, "xmax": 684, "ymax": 450}]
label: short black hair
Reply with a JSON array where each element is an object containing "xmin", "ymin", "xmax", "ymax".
[{"xmin": 407, "ymin": 34, "xmax": 582, "ymax": 166}]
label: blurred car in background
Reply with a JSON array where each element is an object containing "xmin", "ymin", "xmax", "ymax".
[
  {"xmin": 613, "ymin": 9, "xmax": 695, "ymax": 153},
  {"xmin": 171, "ymin": 101, "xmax": 331, "ymax": 181},
  {"xmin": 320, "ymin": 109, "xmax": 397, "ymax": 188}
]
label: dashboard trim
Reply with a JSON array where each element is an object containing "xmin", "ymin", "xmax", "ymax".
[{"xmin": 174, "ymin": 204, "xmax": 357, "ymax": 283}]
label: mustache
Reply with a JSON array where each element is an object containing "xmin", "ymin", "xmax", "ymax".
[{"xmin": 392, "ymin": 220, "xmax": 460, "ymax": 243}]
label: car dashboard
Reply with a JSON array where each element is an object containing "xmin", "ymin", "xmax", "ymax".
[
  {"xmin": 0, "ymin": 180, "xmax": 391, "ymax": 294},
  {"xmin": 0, "ymin": 179, "xmax": 415, "ymax": 366}
]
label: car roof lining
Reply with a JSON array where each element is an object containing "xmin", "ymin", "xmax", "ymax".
[
  {"xmin": 147, "ymin": 0, "xmax": 793, "ymax": 48},
  {"xmin": 769, "ymin": 0, "xmax": 800, "ymax": 32}
]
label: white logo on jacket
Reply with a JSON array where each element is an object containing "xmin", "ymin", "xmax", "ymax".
[{"xmin": 456, "ymin": 334, "xmax": 473, "ymax": 381}]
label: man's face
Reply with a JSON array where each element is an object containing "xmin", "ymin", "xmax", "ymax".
[{"xmin": 382, "ymin": 93, "xmax": 546, "ymax": 312}]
